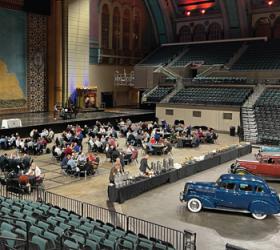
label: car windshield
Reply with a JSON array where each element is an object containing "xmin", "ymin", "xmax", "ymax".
[{"xmin": 216, "ymin": 177, "xmax": 221, "ymax": 185}]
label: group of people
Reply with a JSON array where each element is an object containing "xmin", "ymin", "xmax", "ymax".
[
  {"xmin": 0, "ymin": 128, "xmax": 54, "ymax": 155},
  {"xmin": 52, "ymin": 124, "xmax": 100, "ymax": 176},
  {"xmin": 0, "ymin": 152, "xmax": 42, "ymax": 193}
]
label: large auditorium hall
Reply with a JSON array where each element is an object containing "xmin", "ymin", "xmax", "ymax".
[{"xmin": 0, "ymin": 0, "xmax": 280, "ymax": 249}]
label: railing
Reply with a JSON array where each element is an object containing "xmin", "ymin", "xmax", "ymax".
[
  {"xmin": 0, "ymin": 185, "xmax": 197, "ymax": 250},
  {"xmin": 44, "ymin": 191, "xmax": 83, "ymax": 215},
  {"xmin": 83, "ymin": 202, "xmax": 127, "ymax": 230},
  {"xmin": 127, "ymin": 216, "xmax": 196, "ymax": 250}
]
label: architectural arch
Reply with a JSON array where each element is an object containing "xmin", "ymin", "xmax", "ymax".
[
  {"xmin": 178, "ymin": 25, "xmax": 192, "ymax": 42},
  {"xmin": 208, "ymin": 22, "xmax": 222, "ymax": 40},
  {"xmin": 101, "ymin": 3, "xmax": 110, "ymax": 49},
  {"xmin": 133, "ymin": 10, "xmax": 141, "ymax": 50},
  {"xmin": 112, "ymin": 6, "xmax": 121, "ymax": 50},
  {"xmin": 255, "ymin": 17, "xmax": 272, "ymax": 38},
  {"xmin": 122, "ymin": 8, "xmax": 131, "ymax": 50},
  {"xmin": 193, "ymin": 24, "xmax": 206, "ymax": 41}
]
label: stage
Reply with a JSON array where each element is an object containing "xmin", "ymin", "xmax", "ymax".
[{"xmin": 0, "ymin": 108, "xmax": 155, "ymax": 136}]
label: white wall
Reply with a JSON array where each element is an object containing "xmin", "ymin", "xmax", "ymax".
[
  {"xmin": 156, "ymin": 104, "xmax": 240, "ymax": 132},
  {"xmin": 68, "ymin": 0, "xmax": 89, "ymax": 95}
]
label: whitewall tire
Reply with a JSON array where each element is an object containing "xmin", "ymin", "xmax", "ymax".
[
  {"xmin": 187, "ymin": 198, "xmax": 202, "ymax": 213},
  {"xmin": 252, "ymin": 213, "xmax": 267, "ymax": 220}
]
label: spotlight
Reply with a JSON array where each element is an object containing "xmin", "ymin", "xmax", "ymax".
[
  {"xmin": 268, "ymin": 0, "xmax": 273, "ymax": 6},
  {"xmin": 201, "ymin": 9, "xmax": 206, "ymax": 14},
  {"xmin": 186, "ymin": 11, "xmax": 191, "ymax": 16}
]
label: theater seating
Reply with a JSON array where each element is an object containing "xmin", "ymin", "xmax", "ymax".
[
  {"xmin": 173, "ymin": 42, "xmax": 242, "ymax": 67},
  {"xmin": 0, "ymin": 196, "xmax": 175, "ymax": 250},
  {"xmin": 193, "ymin": 76, "xmax": 249, "ymax": 85},
  {"xmin": 232, "ymin": 40, "xmax": 280, "ymax": 70},
  {"xmin": 145, "ymin": 86, "xmax": 174, "ymax": 103},
  {"xmin": 139, "ymin": 45, "xmax": 185, "ymax": 66},
  {"xmin": 255, "ymin": 88, "xmax": 280, "ymax": 144},
  {"xmin": 169, "ymin": 87, "xmax": 252, "ymax": 106}
]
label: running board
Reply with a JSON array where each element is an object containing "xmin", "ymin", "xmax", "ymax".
[{"xmin": 205, "ymin": 206, "xmax": 250, "ymax": 214}]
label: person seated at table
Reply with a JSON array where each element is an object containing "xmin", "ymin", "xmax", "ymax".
[
  {"xmin": 108, "ymin": 136, "xmax": 117, "ymax": 148},
  {"xmin": 154, "ymin": 130, "xmax": 161, "ymax": 143},
  {"xmin": 18, "ymin": 174, "xmax": 31, "ymax": 193},
  {"xmin": 73, "ymin": 142, "xmax": 81, "ymax": 153},
  {"xmin": 22, "ymin": 154, "xmax": 32, "ymax": 170},
  {"xmin": 109, "ymin": 157, "xmax": 123, "ymax": 184},
  {"xmin": 87, "ymin": 153, "xmax": 99, "ymax": 171},
  {"xmin": 66, "ymin": 155, "xmax": 77, "ymax": 174},
  {"xmin": 192, "ymin": 133, "xmax": 200, "ymax": 147},
  {"xmin": 77, "ymin": 152, "xmax": 86, "ymax": 164},
  {"xmin": 26, "ymin": 163, "xmax": 42, "ymax": 185},
  {"xmin": 145, "ymin": 137, "xmax": 155, "ymax": 153},
  {"xmin": 99, "ymin": 126, "xmax": 106, "ymax": 134},
  {"xmin": 61, "ymin": 154, "xmax": 71, "ymax": 171},
  {"xmin": 139, "ymin": 155, "xmax": 151, "ymax": 175},
  {"xmin": 100, "ymin": 135, "xmax": 107, "ymax": 145},
  {"xmin": 64, "ymin": 145, "xmax": 73, "ymax": 155},
  {"xmin": 197, "ymin": 128, "xmax": 204, "ymax": 140},
  {"xmin": 93, "ymin": 138, "xmax": 103, "ymax": 152}
]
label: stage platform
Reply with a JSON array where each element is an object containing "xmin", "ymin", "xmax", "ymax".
[{"xmin": 0, "ymin": 108, "xmax": 155, "ymax": 136}]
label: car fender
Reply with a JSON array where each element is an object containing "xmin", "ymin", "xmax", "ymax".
[
  {"xmin": 249, "ymin": 200, "xmax": 278, "ymax": 215},
  {"xmin": 187, "ymin": 195, "xmax": 215, "ymax": 209}
]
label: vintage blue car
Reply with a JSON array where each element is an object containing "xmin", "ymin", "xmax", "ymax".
[{"xmin": 179, "ymin": 174, "xmax": 280, "ymax": 220}]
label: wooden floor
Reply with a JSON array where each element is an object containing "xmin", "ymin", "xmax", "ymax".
[{"xmin": 0, "ymin": 108, "xmax": 154, "ymax": 128}]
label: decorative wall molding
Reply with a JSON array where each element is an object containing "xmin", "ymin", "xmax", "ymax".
[{"xmin": 27, "ymin": 13, "xmax": 48, "ymax": 112}]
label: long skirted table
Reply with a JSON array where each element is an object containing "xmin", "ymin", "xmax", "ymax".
[{"xmin": 108, "ymin": 144, "xmax": 252, "ymax": 203}]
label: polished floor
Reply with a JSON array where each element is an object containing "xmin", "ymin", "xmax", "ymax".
[
  {"xmin": 0, "ymin": 108, "xmax": 154, "ymax": 127},
  {"xmin": 121, "ymin": 151, "xmax": 280, "ymax": 250},
  {"xmin": 1, "ymin": 132, "xmax": 279, "ymax": 250}
]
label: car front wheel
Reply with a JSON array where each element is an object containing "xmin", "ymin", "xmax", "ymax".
[
  {"xmin": 187, "ymin": 198, "xmax": 202, "ymax": 213},
  {"xmin": 252, "ymin": 213, "xmax": 267, "ymax": 220}
]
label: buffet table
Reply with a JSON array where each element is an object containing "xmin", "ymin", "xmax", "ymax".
[
  {"xmin": 108, "ymin": 144, "xmax": 252, "ymax": 203},
  {"xmin": 108, "ymin": 169, "xmax": 178, "ymax": 203}
]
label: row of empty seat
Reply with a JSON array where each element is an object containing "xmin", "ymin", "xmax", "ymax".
[
  {"xmin": 145, "ymin": 86, "xmax": 174, "ymax": 103},
  {"xmin": 173, "ymin": 42, "xmax": 242, "ymax": 67},
  {"xmin": 169, "ymin": 87, "xmax": 252, "ymax": 106},
  {"xmin": 232, "ymin": 40, "xmax": 280, "ymax": 70},
  {"xmin": 0, "ymin": 196, "xmax": 175, "ymax": 250},
  {"xmin": 255, "ymin": 88, "xmax": 280, "ymax": 144},
  {"xmin": 138, "ymin": 39, "xmax": 280, "ymax": 71},
  {"xmin": 193, "ymin": 76, "xmax": 248, "ymax": 85},
  {"xmin": 140, "ymin": 45, "xmax": 185, "ymax": 66}
]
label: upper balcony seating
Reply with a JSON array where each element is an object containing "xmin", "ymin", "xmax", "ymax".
[
  {"xmin": 231, "ymin": 40, "xmax": 280, "ymax": 70},
  {"xmin": 0, "ymin": 196, "xmax": 176, "ymax": 250},
  {"xmin": 255, "ymin": 88, "xmax": 280, "ymax": 144},
  {"xmin": 169, "ymin": 87, "xmax": 252, "ymax": 106},
  {"xmin": 193, "ymin": 76, "xmax": 249, "ymax": 85},
  {"xmin": 145, "ymin": 86, "xmax": 174, "ymax": 103},
  {"xmin": 139, "ymin": 45, "xmax": 186, "ymax": 66},
  {"xmin": 173, "ymin": 42, "xmax": 242, "ymax": 67}
]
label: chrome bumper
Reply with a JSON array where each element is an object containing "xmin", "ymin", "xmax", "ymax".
[{"xmin": 179, "ymin": 192, "xmax": 184, "ymax": 202}]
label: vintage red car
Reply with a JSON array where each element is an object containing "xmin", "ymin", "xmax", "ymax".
[{"xmin": 230, "ymin": 154, "xmax": 280, "ymax": 180}]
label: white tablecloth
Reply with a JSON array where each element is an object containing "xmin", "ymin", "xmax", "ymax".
[{"xmin": 1, "ymin": 119, "xmax": 22, "ymax": 129}]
